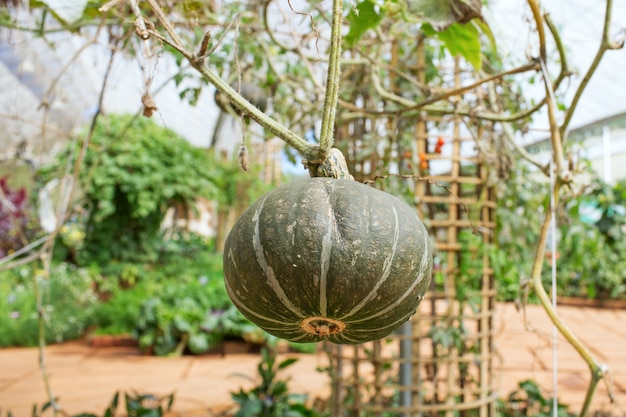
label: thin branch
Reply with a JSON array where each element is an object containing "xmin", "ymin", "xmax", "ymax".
[
  {"xmin": 0, "ymin": 236, "xmax": 48, "ymax": 271},
  {"xmin": 538, "ymin": 58, "xmax": 566, "ymax": 177},
  {"xmin": 147, "ymin": 29, "xmax": 319, "ymax": 160},
  {"xmin": 561, "ymin": 0, "xmax": 622, "ymax": 134},
  {"xmin": 339, "ymin": 59, "xmax": 545, "ymax": 123},
  {"xmin": 501, "ymin": 123, "xmax": 547, "ymax": 173},
  {"xmin": 140, "ymin": 2, "xmax": 321, "ymax": 160},
  {"xmin": 529, "ymin": 184, "xmax": 606, "ymax": 417},
  {"xmin": 397, "ymin": 61, "xmax": 540, "ymax": 113},
  {"xmin": 338, "ymin": 94, "xmax": 547, "ymax": 123},
  {"xmin": 527, "ymin": 0, "xmax": 546, "ymax": 59},
  {"xmin": 262, "ymin": 1, "xmax": 298, "ymax": 53},
  {"xmin": 527, "ymin": 25, "xmax": 608, "ymax": 416},
  {"xmin": 40, "ymin": 36, "xmax": 101, "ymax": 109},
  {"xmin": 128, "ymin": 0, "xmax": 149, "ymax": 40},
  {"xmin": 544, "ymin": 13, "xmax": 572, "ymax": 85},
  {"xmin": 144, "ymin": 0, "xmax": 185, "ymax": 48},
  {"xmin": 0, "ymin": 246, "xmax": 46, "ymax": 272},
  {"xmin": 35, "ymin": 266, "xmax": 59, "ymax": 417}
]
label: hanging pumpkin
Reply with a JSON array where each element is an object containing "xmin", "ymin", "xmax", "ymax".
[{"xmin": 223, "ymin": 177, "xmax": 432, "ymax": 344}]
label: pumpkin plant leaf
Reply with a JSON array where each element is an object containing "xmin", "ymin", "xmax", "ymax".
[
  {"xmin": 345, "ymin": 0, "xmax": 384, "ymax": 48},
  {"xmin": 422, "ymin": 22, "xmax": 482, "ymax": 70}
]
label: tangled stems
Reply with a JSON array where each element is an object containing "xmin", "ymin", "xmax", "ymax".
[
  {"xmin": 528, "ymin": 177, "xmax": 607, "ymax": 417},
  {"xmin": 142, "ymin": 0, "xmax": 348, "ymax": 164}
]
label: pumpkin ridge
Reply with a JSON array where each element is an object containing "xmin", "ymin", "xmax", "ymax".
[
  {"xmin": 338, "ymin": 206, "xmax": 401, "ymax": 321},
  {"xmin": 346, "ymin": 228, "xmax": 432, "ymax": 324},
  {"xmin": 224, "ymin": 278, "xmax": 295, "ymax": 324},
  {"xmin": 252, "ymin": 196, "xmax": 305, "ymax": 319}
]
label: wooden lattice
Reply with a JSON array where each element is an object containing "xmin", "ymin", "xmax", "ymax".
[{"xmin": 327, "ymin": 112, "xmax": 498, "ymax": 416}]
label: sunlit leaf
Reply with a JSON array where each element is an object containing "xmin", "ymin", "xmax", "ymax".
[
  {"xmin": 345, "ymin": 0, "xmax": 384, "ymax": 48},
  {"xmin": 422, "ymin": 22, "xmax": 482, "ymax": 70}
]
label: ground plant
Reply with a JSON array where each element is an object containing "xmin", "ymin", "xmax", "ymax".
[
  {"xmin": 231, "ymin": 348, "xmax": 320, "ymax": 417},
  {"xmin": 0, "ymin": 263, "xmax": 98, "ymax": 347}
]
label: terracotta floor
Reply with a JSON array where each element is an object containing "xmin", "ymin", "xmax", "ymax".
[{"xmin": 0, "ymin": 303, "xmax": 624, "ymax": 416}]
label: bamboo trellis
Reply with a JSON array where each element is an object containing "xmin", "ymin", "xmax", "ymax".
[{"xmin": 327, "ymin": 111, "xmax": 498, "ymax": 416}]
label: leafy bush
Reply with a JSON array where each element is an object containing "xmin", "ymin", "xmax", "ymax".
[
  {"xmin": 38, "ymin": 114, "xmax": 218, "ymax": 265},
  {"xmin": 493, "ymin": 164, "xmax": 626, "ymax": 301},
  {"xmin": 0, "ymin": 263, "xmax": 98, "ymax": 347},
  {"xmin": 554, "ymin": 178, "xmax": 626, "ymax": 298},
  {"xmin": 90, "ymin": 239, "xmax": 226, "ymax": 338},
  {"xmin": 133, "ymin": 277, "xmax": 261, "ymax": 356}
]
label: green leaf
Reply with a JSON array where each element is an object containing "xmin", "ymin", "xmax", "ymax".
[
  {"xmin": 187, "ymin": 332, "xmax": 210, "ymax": 354},
  {"xmin": 278, "ymin": 357, "xmax": 298, "ymax": 370},
  {"xmin": 234, "ymin": 398, "xmax": 263, "ymax": 417},
  {"xmin": 422, "ymin": 22, "xmax": 482, "ymax": 70},
  {"xmin": 345, "ymin": 0, "xmax": 384, "ymax": 48}
]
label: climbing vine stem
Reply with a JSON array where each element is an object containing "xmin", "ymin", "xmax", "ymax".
[
  {"xmin": 142, "ymin": 1, "xmax": 322, "ymax": 162},
  {"xmin": 318, "ymin": 0, "xmax": 343, "ymax": 157}
]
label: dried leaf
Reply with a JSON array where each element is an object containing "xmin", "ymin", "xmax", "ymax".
[
  {"xmin": 141, "ymin": 92, "xmax": 158, "ymax": 118},
  {"xmin": 407, "ymin": 0, "xmax": 483, "ymax": 31},
  {"xmin": 238, "ymin": 145, "xmax": 249, "ymax": 172}
]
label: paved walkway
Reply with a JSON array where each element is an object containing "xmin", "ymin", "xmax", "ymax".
[{"xmin": 0, "ymin": 303, "xmax": 624, "ymax": 416}]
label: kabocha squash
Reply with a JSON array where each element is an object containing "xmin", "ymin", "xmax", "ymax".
[{"xmin": 223, "ymin": 177, "xmax": 432, "ymax": 344}]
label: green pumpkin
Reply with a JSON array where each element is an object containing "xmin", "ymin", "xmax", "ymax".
[{"xmin": 223, "ymin": 177, "xmax": 432, "ymax": 344}]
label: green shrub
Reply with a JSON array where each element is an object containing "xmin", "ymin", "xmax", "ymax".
[
  {"xmin": 38, "ymin": 114, "xmax": 218, "ymax": 265},
  {"xmin": 0, "ymin": 263, "xmax": 98, "ymax": 347},
  {"xmin": 493, "ymin": 164, "xmax": 626, "ymax": 301},
  {"xmin": 90, "ymin": 239, "xmax": 225, "ymax": 338},
  {"xmin": 133, "ymin": 276, "xmax": 261, "ymax": 356}
]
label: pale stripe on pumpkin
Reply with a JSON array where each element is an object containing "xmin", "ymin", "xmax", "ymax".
[
  {"xmin": 319, "ymin": 209, "xmax": 334, "ymax": 317},
  {"xmin": 224, "ymin": 267, "xmax": 297, "ymax": 325},
  {"xmin": 348, "ymin": 307, "xmax": 417, "ymax": 334},
  {"xmin": 253, "ymin": 197, "xmax": 305, "ymax": 319},
  {"xmin": 346, "ymin": 226, "xmax": 431, "ymax": 324},
  {"xmin": 334, "ymin": 333, "xmax": 363, "ymax": 344},
  {"xmin": 338, "ymin": 206, "xmax": 401, "ymax": 321},
  {"xmin": 286, "ymin": 332, "xmax": 314, "ymax": 342}
]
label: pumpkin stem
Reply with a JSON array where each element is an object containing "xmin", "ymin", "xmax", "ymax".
[
  {"xmin": 304, "ymin": 148, "xmax": 353, "ymax": 180},
  {"xmin": 318, "ymin": 0, "xmax": 343, "ymax": 154},
  {"xmin": 301, "ymin": 316, "xmax": 346, "ymax": 337}
]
